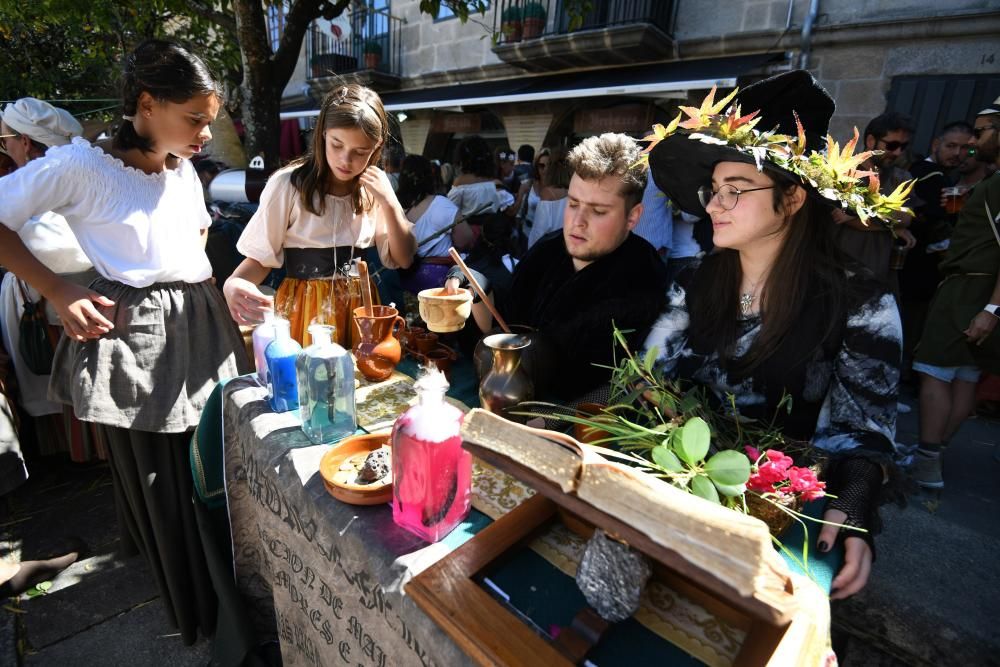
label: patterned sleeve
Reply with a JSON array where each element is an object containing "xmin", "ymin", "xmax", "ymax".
[
  {"xmin": 642, "ymin": 281, "xmax": 692, "ymax": 381},
  {"xmin": 812, "ymin": 287, "xmax": 902, "ymax": 459}
]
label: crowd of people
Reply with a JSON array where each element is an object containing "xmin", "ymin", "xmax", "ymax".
[{"xmin": 0, "ymin": 36, "xmax": 997, "ymax": 653}]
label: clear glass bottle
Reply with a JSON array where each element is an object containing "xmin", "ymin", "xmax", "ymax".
[
  {"xmin": 391, "ymin": 369, "xmax": 470, "ymax": 542},
  {"xmin": 265, "ymin": 317, "xmax": 301, "ymax": 413},
  {"xmin": 296, "ymin": 324, "xmax": 356, "ymax": 444},
  {"xmin": 251, "ymin": 310, "xmax": 276, "ymax": 393}
]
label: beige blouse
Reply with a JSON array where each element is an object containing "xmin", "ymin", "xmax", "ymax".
[{"xmin": 236, "ymin": 166, "xmax": 399, "ymax": 269}]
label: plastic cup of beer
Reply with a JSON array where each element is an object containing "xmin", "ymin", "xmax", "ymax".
[{"xmin": 942, "ymin": 186, "xmax": 967, "ymax": 214}]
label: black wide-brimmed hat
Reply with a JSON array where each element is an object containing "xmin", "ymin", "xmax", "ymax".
[{"xmin": 649, "ymin": 70, "xmax": 835, "ymax": 216}]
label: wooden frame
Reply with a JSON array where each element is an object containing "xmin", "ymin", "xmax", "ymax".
[{"xmin": 407, "ymin": 410, "xmax": 832, "ymax": 666}]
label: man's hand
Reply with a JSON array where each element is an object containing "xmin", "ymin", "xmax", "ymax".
[
  {"xmin": 49, "ymin": 282, "xmax": 115, "ymax": 342},
  {"xmin": 964, "ymin": 311, "xmax": 998, "ymax": 346}
]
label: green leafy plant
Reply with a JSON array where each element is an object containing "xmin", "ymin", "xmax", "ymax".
[
  {"xmin": 363, "ymin": 39, "xmax": 383, "ymax": 55},
  {"xmin": 501, "ymin": 5, "xmax": 522, "ymax": 22},
  {"xmin": 521, "ymin": 1, "xmax": 547, "ymax": 20}
]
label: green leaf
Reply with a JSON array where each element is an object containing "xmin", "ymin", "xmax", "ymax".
[
  {"xmin": 712, "ymin": 481, "xmax": 746, "ymax": 497},
  {"xmin": 651, "ymin": 446, "xmax": 683, "ymax": 473},
  {"xmin": 690, "ymin": 475, "xmax": 720, "ymax": 503},
  {"xmin": 36, "ymin": 581, "xmax": 52, "ymax": 592},
  {"xmin": 643, "ymin": 346, "xmax": 657, "ymax": 372},
  {"xmin": 678, "ymin": 392, "xmax": 700, "ymax": 414},
  {"xmin": 676, "ymin": 417, "xmax": 710, "ymax": 465},
  {"xmin": 704, "ymin": 450, "xmax": 751, "ymax": 486}
]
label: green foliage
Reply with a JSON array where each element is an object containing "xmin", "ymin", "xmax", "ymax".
[
  {"xmin": 521, "ymin": 1, "xmax": 546, "ymax": 20},
  {"xmin": 363, "ymin": 39, "xmax": 383, "ymax": 55},
  {"xmin": 0, "ymin": 0, "xmax": 240, "ymax": 120},
  {"xmin": 421, "ymin": 0, "xmax": 492, "ymax": 23},
  {"xmin": 501, "ymin": 5, "xmax": 522, "ymax": 22},
  {"xmin": 525, "ymin": 326, "xmax": 812, "ymax": 510}
]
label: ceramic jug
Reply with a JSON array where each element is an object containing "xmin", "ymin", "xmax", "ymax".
[
  {"xmin": 479, "ymin": 333, "xmax": 534, "ymax": 422},
  {"xmin": 352, "ymin": 305, "xmax": 405, "ymax": 381}
]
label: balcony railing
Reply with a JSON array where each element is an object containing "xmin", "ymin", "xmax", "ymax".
[
  {"xmin": 306, "ymin": 7, "xmax": 402, "ymax": 79},
  {"xmin": 493, "ymin": 0, "xmax": 673, "ymax": 44}
]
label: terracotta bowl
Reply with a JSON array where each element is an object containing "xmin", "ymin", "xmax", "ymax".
[
  {"xmin": 414, "ymin": 331, "xmax": 439, "ymax": 354},
  {"xmin": 319, "ymin": 432, "xmax": 393, "ymax": 505},
  {"xmin": 417, "ymin": 287, "xmax": 473, "ymax": 333}
]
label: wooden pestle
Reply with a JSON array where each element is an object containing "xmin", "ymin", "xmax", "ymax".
[
  {"xmin": 448, "ymin": 247, "xmax": 511, "ymax": 334},
  {"xmin": 357, "ymin": 260, "xmax": 374, "ymax": 317}
]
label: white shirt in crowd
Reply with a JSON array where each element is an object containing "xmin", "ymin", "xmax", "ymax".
[
  {"xmin": 0, "ymin": 137, "xmax": 212, "ymax": 287},
  {"xmin": 237, "ymin": 165, "xmax": 400, "ymax": 269},
  {"xmin": 447, "ymin": 181, "xmax": 515, "ymax": 218},
  {"xmin": 412, "ymin": 195, "xmax": 460, "ymax": 258},
  {"xmin": 527, "ymin": 197, "xmax": 568, "ymax": 249}
]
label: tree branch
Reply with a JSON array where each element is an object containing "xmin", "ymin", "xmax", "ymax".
[
  {"xmin": 273, "ymin": 0, "xmax": 330, "ymax": 83},
  {"xmin": 186, "ymin": 0, "xmax": 239, "ymax": 37}
]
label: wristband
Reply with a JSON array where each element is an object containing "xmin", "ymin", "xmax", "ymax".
[{"xmin": 983, "ymin": 304, "xmax": 1000, "ymax": 318}]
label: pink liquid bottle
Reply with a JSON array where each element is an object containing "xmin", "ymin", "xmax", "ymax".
[{"xmin": 391, "ymin": 369, "xmax": 471, "ymax": 542}]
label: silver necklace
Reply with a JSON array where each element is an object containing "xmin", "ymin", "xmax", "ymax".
[{"xmin": 739, "ymin": 279, "xmax": 761, "ymax": 316}]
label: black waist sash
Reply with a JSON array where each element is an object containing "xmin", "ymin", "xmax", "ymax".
[{"xmin": 284, "ymin": 246, "xmax": 362, "ymax": 279}]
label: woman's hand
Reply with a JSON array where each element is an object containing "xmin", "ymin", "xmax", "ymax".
[
  {"xmin": 358, "ymin": 165, "xmax": 396, "ymax": 205},
  {"xmin": 49, "ymin": 282, "xmax": 115, "ymax": 342},
  {"xmin": 897, "ymin": 227, "xmax": 917, "ymax": 250},
  {"xmin": 817, "ymin": 507, "xmax": 873, "ymax": 600},
  {"xmin": 223, "ymin": 276, "xmax": 273, "ymax": 326}
]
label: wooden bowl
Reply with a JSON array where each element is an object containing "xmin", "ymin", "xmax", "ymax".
[
  {"xmin": 417, "ymin": 287, "xmax": 473, "ymax": 333},
  {"xmin": 319, "ymin": 432, "xmax": 393, "ymax": 505}
]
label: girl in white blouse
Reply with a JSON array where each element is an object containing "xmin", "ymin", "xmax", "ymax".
[
  {"xmin": 0, "ymin": 40, "xmax": 247, "ymax": 645},
  {"xmin": 224, "ymin": 84, "xmax": 416, "ymax": 347}
]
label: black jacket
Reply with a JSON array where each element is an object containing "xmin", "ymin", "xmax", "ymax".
[{"xmin": 502, "ymin": 232, "xmax": 668, "ymax": 400}]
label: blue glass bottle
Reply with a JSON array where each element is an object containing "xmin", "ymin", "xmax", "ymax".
[
  {"xmin": 251, "ymin": 310, "xmax": 276, "ymax": 394},
  {"xmin": 296, "ymin": 324, "xmax": 357, "ymax": 444},
  {"xmin": 265, "ymin": 317, "xmax": 301, "ymax": 412}
]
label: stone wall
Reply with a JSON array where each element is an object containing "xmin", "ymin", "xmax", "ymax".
[{"xmin": 810, "ymin": 35, "xmax": 1000, "ymax": 139}]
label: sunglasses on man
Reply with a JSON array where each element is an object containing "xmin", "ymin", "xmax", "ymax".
[
  {"xmin": 879, "ymin": 139, "xmax": 910, "ymax": 152},
  {"xmin": 973, "ymin": 125, "xmax": 998, "ymax": 139},
  {"xmin": 0, "ymin": 133, "xmax": 17, "ymax": 152}
]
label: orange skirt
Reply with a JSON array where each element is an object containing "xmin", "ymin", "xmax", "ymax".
[{"xmin": 275, "ymin": 275, "xmax": 381, "ymax": 348}]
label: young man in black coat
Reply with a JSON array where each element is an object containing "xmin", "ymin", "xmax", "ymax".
[{"xmin": 456, "ymin": 133, "xmax": 668, "ymax": 400}]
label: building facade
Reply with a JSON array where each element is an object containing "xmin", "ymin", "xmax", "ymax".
[{"xmin": 277, "ymin": 0, "xmax": 1000, "ymax": 160}]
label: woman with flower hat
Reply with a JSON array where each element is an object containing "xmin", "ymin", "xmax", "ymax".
[{"xmin": 644, "ymin": 71, "xmax": 913, "ymax": 600}]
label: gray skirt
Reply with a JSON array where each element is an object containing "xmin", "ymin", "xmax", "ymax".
[{"xmin": 50, "ymin": 278, "xmax": 250, "ymax": 433}]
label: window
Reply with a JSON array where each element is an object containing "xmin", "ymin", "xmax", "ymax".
[
  {"xmin": 435, "ymin": 1, "xmax": 489, "ymax": 22},
  {"xmin": 267, "ymin": 3, "xmax": 287, "ymax": 51}
]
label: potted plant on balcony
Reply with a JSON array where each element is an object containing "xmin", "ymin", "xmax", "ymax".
[
  {"xmin": 363, "ymin": 39, "xmax": 382, "ymax": 69},
  {"xmin": 500, "ymin": 5, "xmax": 522, "ymax": 43},
  {"xmin": 521, "ymin": 2, "xmax": 546, "ymax": 39}
]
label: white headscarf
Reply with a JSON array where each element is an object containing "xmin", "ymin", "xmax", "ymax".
[{"xmin": 3, "ymin": 97, "xmax": 83, "ymax": 148}]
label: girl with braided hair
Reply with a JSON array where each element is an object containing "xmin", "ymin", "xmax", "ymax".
[
  {"xmin": 224, "ymin": 83, "xmax": 416, "ymax": 347},
  {"xmin": 0, "ymin": 40, "xmax": 249, "ymax": 642}
]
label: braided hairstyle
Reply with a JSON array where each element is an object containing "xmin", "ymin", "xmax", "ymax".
[{"xmin": 114, "ymin": 40, "xmax": 221, "ymax": 154}]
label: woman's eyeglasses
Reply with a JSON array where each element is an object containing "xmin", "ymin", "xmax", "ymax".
[{"xmin": 697, "ymin": 183, "xmax": 775, "ymax": 210}]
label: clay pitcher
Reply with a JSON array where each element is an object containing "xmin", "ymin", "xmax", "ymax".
[
  {"xmin": 352, "ymin": 305, "xmax": 405, "ymax": 381},
  {"xmin": 479, "ymin": 333, "xmax": 534, "ymax": 423}
]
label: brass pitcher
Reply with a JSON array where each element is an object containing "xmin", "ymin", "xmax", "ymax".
[{"xmin": 479, "ymin": 333, "xmax": 534, "ymax": 423}]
